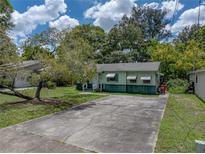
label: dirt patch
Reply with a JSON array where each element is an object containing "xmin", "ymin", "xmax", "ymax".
[{"xmin": 31, "ymin": 98, "xmax": 68, "ymax": 106}]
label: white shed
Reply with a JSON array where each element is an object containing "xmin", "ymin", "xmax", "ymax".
[{"xmin": 189, "ymin": 68, "xmax": 205, "ymax": 101}]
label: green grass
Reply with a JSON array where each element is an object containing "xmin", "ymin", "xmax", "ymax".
[
  {"xmin": 0, "ymin": 87, "xmax": 105, "ymax": 128},
  {"xmin": 168, "ymin": 86, "xmax": 187, "ymax": 94},
  {"xmin": 155, "ymin": 94, "xmax": 205, "ymax": 153}
]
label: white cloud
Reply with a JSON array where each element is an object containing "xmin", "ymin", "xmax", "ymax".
[
  {"xmin": 84, "ymin": 0, "xmax": 137, "ymax": 31},
  {"xmin": 10, "ymin": 0, "xmax": 78, "ymax": 44},
  {"xmin": 49, "ymin": 15, "xmax": 79, "ymax": 30},
  {"xmin": 161, "ymin": 0, "xmax": 184, "ymax": 19},
  {"xmin": 170, "ymin": 5, "xmax": 205, "ymax": 33},
  {"xmin": 84, "ymin": 0, "xmax": 185, "ymax": 31},
  {"xmin": 143, "ymin": 2, "xmax": 159, "ymax": 9},
  {"xmin": 144, "ymin": 0, "xmax": 184, "ymax": 19}
]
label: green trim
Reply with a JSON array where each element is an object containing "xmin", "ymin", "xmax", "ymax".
[
  {"xmin": 126, "ymin": 85, "xmax": 157, "ymax": 94},
  {"xmin": 103, "ymin": 84, "xmax": 126, "ymax": 93},
  {"xmin": 103, "ymin": 84, "xmax": 157, "ymax": 94}
]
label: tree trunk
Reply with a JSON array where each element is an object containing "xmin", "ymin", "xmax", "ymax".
[
  {"xmin": 35, "ymin": 81, "xmax": 43, "ymax": 100},
  {"xmin": 11, "ymin": 77, "xmax": 16, "ymax": 89},
  {"xmin": 0, "ymin": 84, "xmax": 33, "ymax": 100}
]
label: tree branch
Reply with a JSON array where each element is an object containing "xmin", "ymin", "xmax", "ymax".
[{"xmin": 0, "ymin": 84, "xmax": 33, "ymax": 100}]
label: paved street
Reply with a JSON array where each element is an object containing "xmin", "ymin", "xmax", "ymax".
[{"xmin": 0, "ymin": 95, "xmax": 168, "ymax": 153}]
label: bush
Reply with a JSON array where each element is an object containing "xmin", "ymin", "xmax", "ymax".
[
  {"xmin": 167, "ymin": 79, "xmax": 189, "ymax": 94},
  {"xmin": 0, "ymin": 78, "xmax": 12, "ymax": 87},
  {"xmin": 46, "ymin": 81, "xmax": 56, "ymax": 89}
]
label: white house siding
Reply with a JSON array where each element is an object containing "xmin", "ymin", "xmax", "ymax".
[
  {"xmin": 14, "ymin": 72, "xmax": 31, "ymax": 88},
  {"xmin": 14, "ymin": 62, "xmax": 41, "ymax": 88},
  {"xmin": 190, "ymin": 71, "xmax": 205, "ymax": 102}
]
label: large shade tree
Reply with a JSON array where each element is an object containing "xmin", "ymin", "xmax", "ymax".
[
  {"xmin": 57, "ymin": 31, "xmax": 96, "ymax": 85},
  {"xmin": 97, "ymin": 5, "xmax": 171, "ymax": 63},
  {"xmin": 0, "ymin": 0, "xmax": 16, "ymax": 65},
  {"xmin": 130, "ymin": 6, "xmax": 170, "ymax": 40},
  {"xmin": 70, "ymin": 25, "xmax": 106, "ymax": 52}
]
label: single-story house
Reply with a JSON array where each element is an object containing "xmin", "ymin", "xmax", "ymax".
[
  {"xmin": 189, "ymin": 68, "xmax": 205, "ymax": 101},
  {"xmin": 0, "ymin": 60, "xmax": 41, "ymax": 88},
  {"xmin": 77, "ymin": 62, "xmax": 162, "ymax": 94}
]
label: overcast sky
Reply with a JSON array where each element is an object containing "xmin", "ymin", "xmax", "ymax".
[{"xmin": 9, "ymin": 0, "xmax": 205, "ymax": 44}]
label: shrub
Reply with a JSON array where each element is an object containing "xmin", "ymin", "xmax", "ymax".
[
  {"xmin": 167, "ymin": 78, "xmax": 189, "ymax": 94},
  {"xmin": 46, "ymin": 81, "xmax": 56, "ymax": 89},
  {"xmin": 0, "ymin": 78, "xmax": 12, "ymax": 87}
]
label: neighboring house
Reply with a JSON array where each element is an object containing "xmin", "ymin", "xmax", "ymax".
[
  {"xmin": 77, "ymin": 62, "xmax": 162, "ymax": 94},
  {"xmin": 189, "ymin": 68, "xmax": 205, "ymax": 101},
  {"xmin": 14, "ymin": 60, "xmax": 41, "ymax": 88}
]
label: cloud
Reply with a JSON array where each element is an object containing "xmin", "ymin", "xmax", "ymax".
[
  {"xmin": 143, "ymin": 2, "xmax": 159, "ymax": 9},
  {"xmin": 84, "ymin": 0, "xmax": 184, "ymax": 31},
  {"xmin": 143, "ymin": 0, "xmax": 184, "ymax": 19},
  {"xmin": 84, "ymin": 0, "xmax": 137, "ymax": 31},
  {"xmin": 49, "ymin": 15, "xmax": 79, "ymax": 30},
  {"xmin": 10, "ymin": 0, "xmax": 78, "ymax": 44},
  {"xmin": 170, "ymin": 5, "xmax": 205, "ymax": 33},
  {"xmin": 161, "ymin": 0, "xmax": 184, "ymax": 19}
]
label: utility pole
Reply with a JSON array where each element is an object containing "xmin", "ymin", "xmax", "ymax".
[{"xmin": 198, "ymin": 0, "xmax": 202, "ymax": 26}]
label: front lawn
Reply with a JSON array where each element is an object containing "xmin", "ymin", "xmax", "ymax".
[
  {"xmin": 0, "ymin": 87, "xmax": 105, "ymax": 128},
  {"xmin": 155, "ymin": 94, "xmax": 205, "ymax": 152}
]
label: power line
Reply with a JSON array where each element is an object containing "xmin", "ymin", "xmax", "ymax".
[
  {"xmin": 171, "ymin": 0, "xmax": 179, "ymax": 25},
  {"xmin": 198, "ymin": 0, "xmax": 202, "ymax": 26},
  {"xmin": 202, "ymin": 2, "xmax": 205, "ymax": 25},
  {"xmin": 168, "ymin": 0, "xmax": 178, "ymax": 35}
]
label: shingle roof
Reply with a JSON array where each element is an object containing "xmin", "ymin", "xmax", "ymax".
[{"xmin": 97, "ymin": 62, "xmax": 160, "ymax": 72}]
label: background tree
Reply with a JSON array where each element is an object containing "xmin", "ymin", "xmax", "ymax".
[
  {"xmin": 22, "ymin": 45, "xmax": 52, "ymax": 60},
  {"xmin": 57, "ymin": 31, "xmax": 96, "ymax": 86},
  {"xmin": 70, "ymin": 25, "xmax": 106, "ymax": 51},
  {"xmin": 130, "ymin": 5, "xmax": 170, "ymax": 40},
  {"xmin": 0, "ymin": 0, "xmax": 16, "ymax": 65},
  {"xmin": 174, "ymin": 24, "xmax": 200, "ymax": 52},
  {"xmin": 97, "ymin": 5, "xmax": 170, "ymax": 63},
  {"xmin": 151, "ymin": 43, "xmax": 178, "ymax": 80},
  {"xmin": 192, "ymin": 25, "xmax": 205, "ymax": 51},
  {"xmin": 176, "ymin": 40, "xmax": 205, "ymax": 76},
  {"xmin": 23, "ymin": 28, "xmax": 65, "ymax": 54},
  {"xmin": 174, "ymin": 25, "xmax": 199, "ymax": 45},
  {"xmin": 0, "ymin": 0, "xmax": 13, "ymax": 31},
  {"xmin": 58, "ymin": 25, "xmax": 106, "ymax": 63}
]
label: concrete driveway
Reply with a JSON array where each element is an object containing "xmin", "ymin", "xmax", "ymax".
[{"xmin": 0, "ymin": 95, "xmax": 168, "ymax": 153}]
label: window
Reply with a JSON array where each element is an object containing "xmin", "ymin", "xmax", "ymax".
[
  {"xmin": 127, "ymin": 76, "xmax": 137, "ymax": 83},
  {"xmin": 106, "ymin": 73, "xmax": 118, "ymax": 82},
  {"xmin": 107, "ymin": 77, "xmax": 117, "ymax": 82},
  {"xmin": 143, "ymin": 80, "xmax": 151, "ymax": 84},
  {"xmin": 130, "ymin": 79, "xmax": 137, "ymax": 83},
  {"xmin": 140, "ymin": 76, "xmax": 151, "ymax": 84}
]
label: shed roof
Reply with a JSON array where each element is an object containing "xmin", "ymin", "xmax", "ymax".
[
  {"xmin": 97, "ymin": 62, "xmax": 160, "ymax": 72},
  {"xmin": 189, "ymin": 68, "xmax": 205, "ymax": 74},
  {"xmin": 0, "ymin": 60, "xmax": 41, "ymax": 71},
  {"xmin": 18, "ymin": 60, "xmax": 40, "ymax": 68}
]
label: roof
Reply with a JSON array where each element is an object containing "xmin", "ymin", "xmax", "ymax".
[
  {"xmin": 20, "ymin": 60, "xmax": 40, "ymax": 68},
  {"xmin": 189, "ymin": 68, "xmax": 205, "ymax": 74},
  {"xmin": 0, "ymin": 60, "xmax": 41, "ymax": 72},
  {"xmin": 97, "ymin": 62, "xmax": 160, "ymax": 72}
]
